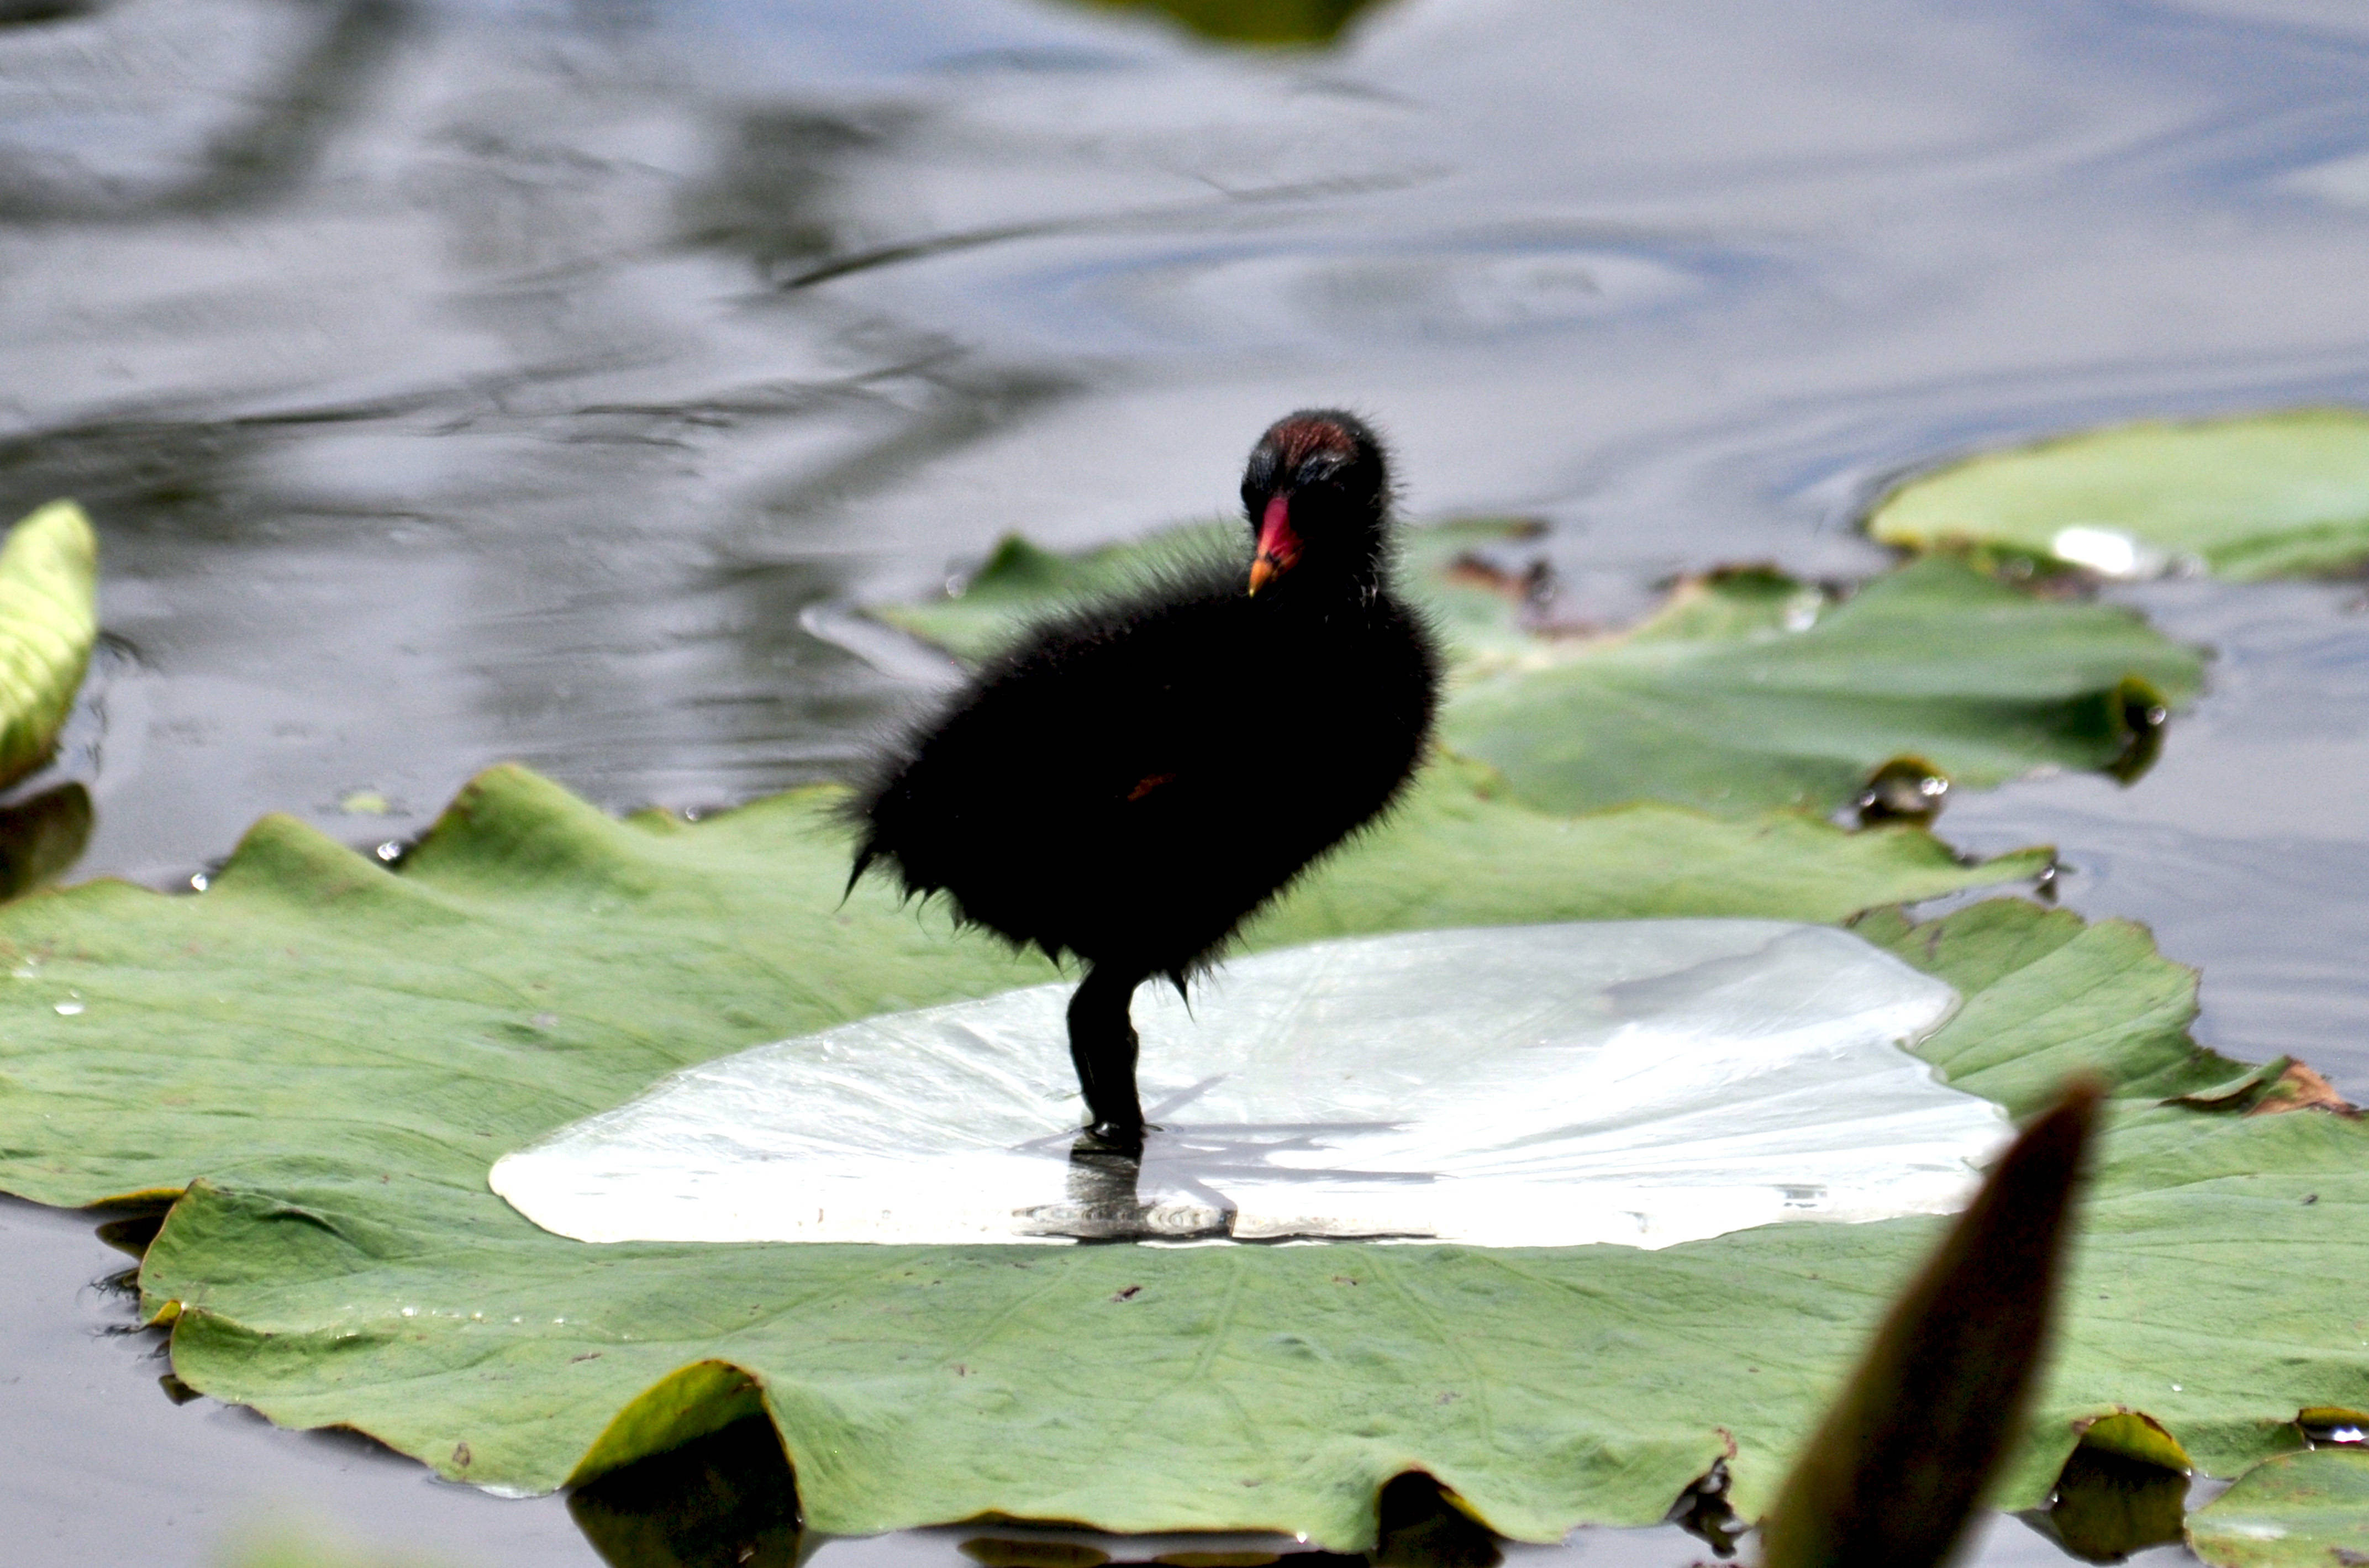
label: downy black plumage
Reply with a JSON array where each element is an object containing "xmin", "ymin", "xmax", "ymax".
[{"xmin": 846, "ymin": 411, "xmax": 1442, "ymax": 1155}]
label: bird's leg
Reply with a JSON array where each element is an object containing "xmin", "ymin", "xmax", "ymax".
[{"xmin": 1067, "ymin": 962, "xmax": 1150, "ymax": 1156}]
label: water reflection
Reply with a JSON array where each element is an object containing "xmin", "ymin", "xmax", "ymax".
[
  {"xmin": 0, "ymin": 0, "xmax": 407, "ymax": 221},
  {"xmin": 0, "ymin": 2, "xmax": 103, "ymax": 31},
  {"xmin": 684, "ymin": 109, "xmax": 909, "ymax": 285}
]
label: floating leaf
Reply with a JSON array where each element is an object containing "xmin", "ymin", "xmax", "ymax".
[
  {"xmin": 872, "ymin": 528, "xmax": 2203, "ymax": 818},
  {"xmin": 1, "ymin": 767, "xmax": 2360, "ymax": 1546},
  {"xmin": 1868, "ymin": 409, "xmax": 2369, "ymax": 580},
  {"xmin": 2187, "ymin": 1449, "xmax": 2369, "ymax": 1567},
  {"xmin": 0, "ymin": 760, "xmax": 2039, "ymax": 1209},
  {"xmin": 0, "ymin": 499, "xmax": 99, "ymax": 791},
  {"xmin": 1442, "ymin": 556, "xmax": 2199, "ymax": 816}
]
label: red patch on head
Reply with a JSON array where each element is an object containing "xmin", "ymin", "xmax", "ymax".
[{"xmin": 1267, "ymin": 416, "xmax": 1359, "ymax": 471}]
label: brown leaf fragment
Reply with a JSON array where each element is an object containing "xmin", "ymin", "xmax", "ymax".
[
  {"xmin": 2247, "ymin": 1061, "xmax": 2362, "ymax": 1118},
  {"xmin": 2166, "ymin": 1055, "xmax": 2360, "ymax": 1117}
]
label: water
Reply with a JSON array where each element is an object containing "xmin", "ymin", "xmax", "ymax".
[{"xmin": 4, "ymin": 0, "xmax": 2368, "ymax": 1561}]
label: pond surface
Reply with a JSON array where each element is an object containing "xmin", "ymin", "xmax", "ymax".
[{"xmin": 4, "ymin": 0, "xmax": 2367, "ymax": 1562}]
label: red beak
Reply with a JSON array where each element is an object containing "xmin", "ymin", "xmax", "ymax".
[{"xmin": 1249, "ymin": 494, "xmax": 1300, "ymax": 595}]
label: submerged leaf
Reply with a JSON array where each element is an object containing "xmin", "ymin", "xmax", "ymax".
[
  {"xmin": 0, "ymin": 500, "xmax": 99, "ymax": 791},
  {"xmin": 1868, "ymin": 409, "xmax": 2369, "ymax": 580}
]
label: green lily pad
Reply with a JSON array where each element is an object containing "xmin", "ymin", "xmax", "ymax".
[
  {"xmin": 2187, "ymin": 1449, "xmax": 2369, "ymax": 1567},
  {"xmin": 0, "ymin": 500, "xmax": 99, "ymax": 791},
  {"xmin": 1, "ymin": 766, "xmax": 2360, "ymax": 1547},
  {"xmin": 1444, "ymin": 555, "xmax": 2198, "ymax": 816},
  {"xmin": 1868, "ymin": 409, "xmax": 2369, "ymax": 580},
  {"xmin": 0, "ymin": 758, "xmax": 2039, "ymax": 1209},
  {"xmin": 872, "ymin": 525, "xmax": 2203, "ymax": 818}
]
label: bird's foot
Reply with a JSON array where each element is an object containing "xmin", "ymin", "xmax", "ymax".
[{"xmin": 1078, "ymin": 1119, "xmax": 1153, "ymax": 1160}]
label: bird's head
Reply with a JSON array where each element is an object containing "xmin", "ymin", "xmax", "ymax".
[{"xmin": 1239, "ymin": 409, "xmax": 1390, "ymax": 596}]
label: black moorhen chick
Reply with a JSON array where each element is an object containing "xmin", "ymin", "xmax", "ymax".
[{"xmin": 847, "ymin": 411, "xmax": 1441, "ymax": 1155}]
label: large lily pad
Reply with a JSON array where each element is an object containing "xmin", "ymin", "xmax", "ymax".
[
  {"xmin": 2187, "ymin": 1449, "xmax": 2369, "ymax": 1567},
  {"xmin": 872, "ymin": 525, "xmax": 2204, "ymax": 818},
  {"xmin": 1, "ymin": 766, "xmax": 2360, "ymax": 1548},
  {"xmin": 1867, "ymin": 409, "xmax": 2369, "ymax": 580},
  {"xmin": 0, "ymin": 760, "xmax": 2037, "ymax": 1209},
  {"xmin": 0, "ymin": 500, "xmax": 99, "ymax": 791}
]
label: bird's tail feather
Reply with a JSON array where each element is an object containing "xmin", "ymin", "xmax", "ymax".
[{"xmin": 840, "ymin": 843, "xmax": 878, "ymax": 908}]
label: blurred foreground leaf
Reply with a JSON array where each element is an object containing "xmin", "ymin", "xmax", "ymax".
[
  {"xmin": 0, "ymin": 499, "xmax": 98, "ymax": 790},
  {"xmin": 1868, "ymin": 409, "xmax": 2369, "ymax": 580},
  {"xmin": 0, "ymin": 767, "xmax": 2358, "ymax": 1545},
  {"xmin": 1760, "ymin": 1080, "xmax": 2099, "ymax": 1568}
]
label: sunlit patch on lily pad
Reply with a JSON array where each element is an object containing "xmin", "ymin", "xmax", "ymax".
[
  {"xmin": 1868, "ymin": 409, "xmax": 2369, "ymax": 581},
  {"xmin": 491, "ymin": 920, "xmax": 2001, "ymax": 1249}
]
